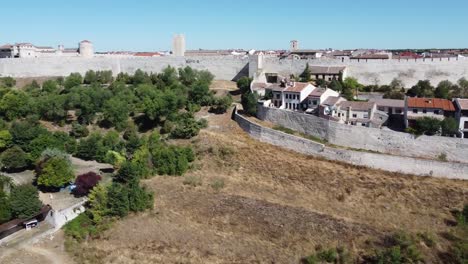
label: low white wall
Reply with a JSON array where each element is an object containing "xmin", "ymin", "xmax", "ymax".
[
  {"xmin": 46, "ymin": 200, "xmax": 86, "ymax": 230},
  {"xmin": 234, "ymin": 108, "xmax": 468, "ymax": 179},
  {"xmin": 257, "ymin": 105, "xmax": 468, "ymax": 163}
]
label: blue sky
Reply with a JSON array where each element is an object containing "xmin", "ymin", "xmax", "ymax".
[{"xmin": 1, "ymin": 0, "xmax": 467, "ymax": 51}]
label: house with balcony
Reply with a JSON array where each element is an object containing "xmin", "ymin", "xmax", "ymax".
[
  {"xmin": 454, "ymin": 98, "xmax": 468, "ymax": 138},
  {"xmin": 404, "ymin": 97, "xmax": 456, "ymax": 128}
]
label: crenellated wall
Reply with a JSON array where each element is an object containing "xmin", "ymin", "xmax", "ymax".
[{"xmin": 1, "ymin": 55, "xmax": 467, "ymax": 86}]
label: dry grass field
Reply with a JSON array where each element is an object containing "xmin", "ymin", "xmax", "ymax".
[{"xmin": 65, "ymin": 109, "xmax": 467, "ymax": 264}]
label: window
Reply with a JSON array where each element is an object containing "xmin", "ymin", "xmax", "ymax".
[
  {"xmin": 396, "ymin": 109, "xmax": 402, "ymax": 114},
  {"xmin": 352, "ymin": 114, "xmax": 357, "ymax": 118},
  {"xmin": 423, "ymin": 109, "xmax": 427, "ymax": 114},
  {"xmin": 313, "ymin": 100, "xmax": 318, "ymax": 105},
  {"xmin": 413, "ymin": 109, "xmax": 418, "ymax": 114},
  {"xmin": 275, "ymin": 94, "xmax": 280, "ymax": 99},
  {"xmin": 464, "ymin": 121, "xmax": 468, "ymax": 128},
  {"xmin": 338, "ymin": 113, "xmax": 341, "ymax": 117},
  {"xmin": 378, "ymin": 107, "xmax": 385, "ymax": 111},
  {"xmin": 362, "ymin": 123, "xmax": 366, "ymax": 126},
  {"xmin": 364, "ymin": 114, "xmax": 369, "ymax": 119},
  {"xmin": 434, "ymin": 110, "xmax": 440, "ymax": 115}
]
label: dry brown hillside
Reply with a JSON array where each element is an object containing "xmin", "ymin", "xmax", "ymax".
[{"xmin": 67, "ymin": 109, "xmax": 468, "ymax": 264}]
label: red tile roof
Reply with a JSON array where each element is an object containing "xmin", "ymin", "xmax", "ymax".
[
  {"xmin": 456, "ymin": 99, "xmax": 468, "ymax": 110},
  {"xmin": 134, "ymin": 52, "xmax": 161, "ymax": 57},
  {"xmin": 407, "ymin": 97, "xmax": 455, "ymax": 111},
  {"xmin": 284, "ymin": 82, "xmax": 310, "ymax": 93}
]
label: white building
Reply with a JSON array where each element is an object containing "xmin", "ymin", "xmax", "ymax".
[
  {"xmin": 306, "ymin": 87, "xmax": 340, "ymax": 111},
  {"xmin": 454, "ymin": 98, "xmax": 468, "ymax": 138},
  {"xmin": 78, "ymin": 40, "xmax": 94, "ymax": 58},
  {"xmin": 172, "ymin": 34, "xmax": 186, "ymax": 57},
  {"xmin": 268, "ymin": 81, "xmax": 315, "ymax": 110},
  {"xmin": 369, "ymin": 98, "xmax": 405, "ymax": 115},
  {"xmin": 404, "ymin": 97, "xmax": 456, "ymax": 128},
  {"xmin": 0, "ymin": 40, "xmax": 92, "ymax": 58}
]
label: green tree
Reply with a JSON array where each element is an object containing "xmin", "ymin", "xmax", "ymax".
[
  {"xmin": 70, "ymin": 122, "xmax": 89, "ymax": 138},
  {"xmin": 441, "ymin": 117, "xmax": 459, "ymax": 136},
  {"xmin": 9, "ymin": 119, "xmax": 48, "ymax": 151},
  {"xmin": 237, "ymin": 77, "xmax": 252, "ymax": 94},
  {"xmin": 103, "ymin": 97, "xmax": 130, "ymax": 130},
  {"xmin": 0, "ymin": 77, "xmax": 16, "ymax": 88},
  {"xmin": 107, "ymin": 183, "xmax": 130, "ymax": 217},
  {"xmin": 0, "ymin": 191, "xmax": 12, "ymax": 223},
  {"xmin": 414, "ymin": 117, "xmax": 441, "ymax": 136},
  {"xmin": 10, "ymin": 184, "xmax": 42, "ymax": 219},
  {"xmin": 42, "ymin": 80, "xmax": 59, "ymax": 94},
  {"xmin": 241, "ymin": 92, "xmax": 258, "ymax": 116},
  {"xmin": 127, "ymin": 182, "xmax": 153, "ymax": 212},
  {"xmin": 0, "ymin": 130, "xmax": 12, "ymax": 150},
  {"xmin": 0, "ymin": 146, "xmax": 30, "ymax": 172},
  {"xmin": 64, "ymin": 73, "xmax": 83, "ymax": 90},
  {"xmin": 407, "ymin": 80, "xmax": 434, "ymax": 97},
  {"xmin": 87, "ymin": 184, "xmax": 108, "ymax": 224},
  {"xmin": 37, "ymin": 157, "xmax": 74, "ymax": 189},
  {"xmin": 330, "ymin": 79, "xmax": 343, "ymax": 92},
  {"xmin": 434, "ymin": 80, "xmax": 452, "ymax": 99},
  {"xmin": 189, "ymin": 82, "xmax": 213, "ymax": 106},
  {"xmin": 299, "ymin": 63, "xmax": 312, "ymax": 82},
  {"xmin": 0, "ymin": 90, "xmax": 32, "ymax": 120},
  {"xmin": 389, "ymin": 78, "xmax": 404, "ymax": 90},
  {"xmin": 84, "ymin": 70, "xmax": 98, "ymax": 84}
]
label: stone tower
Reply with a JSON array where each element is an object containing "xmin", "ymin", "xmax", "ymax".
[
  {"xmin": 172, "ymin": 34, "xmax": 186, "ymax": 57},
  {"xmin": 79, "ymin": 40, "xmax": 94, "ymax": 58},
  {"xmin": 290, "ymin": 40, "xmax": 298, "ymax": 51}
]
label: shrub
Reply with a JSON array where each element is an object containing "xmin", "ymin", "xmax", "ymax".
[
  {"xmin": 183, "ymin": 175, "xmax": 202, "ymax": 187},
  {"xmin": 210, "ymin": 178, "xmax": 225, "ymax": 191},
  {"xmin": 74, "ymin": 172, "xmax": 102, "ymax": 196},
  {"xmin": 209, "ymin": 95, "xmax": 233, "ymax": 114},
  {"xmin": 37, "ymin": 157, "xmax": 75, "ymax": 189},
  {"xmin": 0, "ymin": 146, "xmax": 30, "ymax": 172},
  {"xmin": 0, "ymin": 130, "xmax": 12, "ymax": 150},
  {"xmin": 64, "ymin": 213, "xmax": 97, "ymax": 241},
  {"xmin": 0, "ymin": 191, "xmax": 12, "ymax": 223},
  {"xmin": 106, "ymin": 183, "xmax": 130, "ymax": 217},
  {"xmin": 414, "ymin": 117, "xmax": 441, "ymax": 136},
  {"xmin": 10, "ymin": 184, "xmax": 43, "ymax": 219},
  {"xmin": 70, "ymin": 122, "xmax": 89, "ymax": 138}
]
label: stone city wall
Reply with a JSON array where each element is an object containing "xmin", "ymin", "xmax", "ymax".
[
  {"xmin": 0, "ymin": 56, "xmax": 249, "ymax": 81},
  {"xmin": 260, "ymin": 56, "xmax": 468, "ymax": 86},
  {"xmin": 234, "ymin": 108, "xmax": 468, "ymax": 179},
  {"xmin": 257, "ymin": 105, "xmax": 468, "ymax": 164},
  {"xmin": 1, "ymin": 55, "xmax": 468, "ymax": 86}
]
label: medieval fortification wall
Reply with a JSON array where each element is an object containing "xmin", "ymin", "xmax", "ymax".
[
  {"xmin": 257, "ymin": 105, "xmax": 468, "ymax": 164},
  {"xmin": 234, "ymin": 108, "xmax": 468, "ymax": 179},
  {"xmin": 0, "ymin": 55, "xmax": 467, "ymax": 86}
]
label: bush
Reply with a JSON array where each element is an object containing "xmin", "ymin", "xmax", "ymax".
[
  {"xmin": 209, "ymin": 95, "xmax": 233, "ymax": 114},
  {"xmin": 0, "ymin": 191, "xmax": 12, "ymax": 223},
  {"xmin": 210, "ymin": 178, "xmax": 225, "ymax": 191},
  {"xmin": 10, "ymin": 184, "xmax": 43, "ymax": 219},
  {"xmin": 414, "ymin": 117, "xmax": 441, "ymax": 136},
  {"xmin": 37, "ymin": 157, "xmax": 75, "ymax": 189},
  {"xmin": 183, "ymin": 175, "xmax": 202, "ymax": 187},
  {"xmin": 0, "ymin": 146, "xmax": 30, "ymax": 172},
  {"xmin": 70, "ymin": 122, "xmax": 89, "ymax": 138},
  {"xmin": 74, "ymin": 172, "xmax": 102, "ymax": 197},
  {"xmin": 64, "ymin": 213, "xmax": 97, "ymax": 241}
]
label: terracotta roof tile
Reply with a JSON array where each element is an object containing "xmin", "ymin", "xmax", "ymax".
[
  {"xmin": 284, "ymin": 82, "xmax": 311, "ymax": 93},
  {"xmin": 407, "ymin": 97, "xmax": 455, "ymax": 111},
  {"xmin": 456, "ymin": 99, "xmax": 468, "ymax": 110}
]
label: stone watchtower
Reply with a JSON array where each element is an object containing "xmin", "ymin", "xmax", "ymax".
[
  {"xmin": 290, "ymin": 40, "xmax": 298, "ymax": 52},
  {"xmin": 172, "ymin": 34, "xmax": 186, "ymax": 57},
  {"xmin": 79, "ymin": 40, "xmax": 94, "ymax": 58}
]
